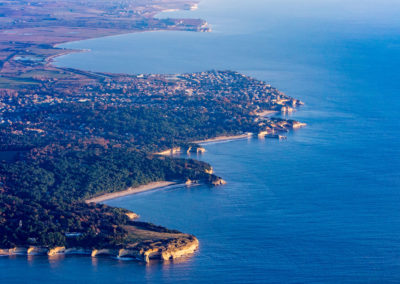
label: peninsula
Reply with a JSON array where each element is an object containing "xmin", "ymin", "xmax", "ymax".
[{"xmin": 0, "ymin": 0, "xmax": 305, "ymax": 262}]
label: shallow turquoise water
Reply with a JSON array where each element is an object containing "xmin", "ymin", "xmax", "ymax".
[{"xmin": 2, "ymin": 0, "xmax": 400, "ymax": 282}]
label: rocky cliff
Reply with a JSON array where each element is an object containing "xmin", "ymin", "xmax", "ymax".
[
  {"xmin": 118, "ymin": 235, "xmax": 199, "ymax": 262},
  {"xmin": 0, "ymin": 226, "xmax": 199, "ymax": 263}
]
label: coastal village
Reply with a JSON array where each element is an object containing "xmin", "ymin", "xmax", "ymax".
[{"xmin": 0, "ymin": 69, "xmax": 305, "ymax": 149}]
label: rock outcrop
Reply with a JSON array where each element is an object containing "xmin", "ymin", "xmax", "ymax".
[
  {"xmin": 27, "ymin": 246, "xmax": 48, "ymax": 255},
  {"xmin": 48, "ymin": 246, "xmax": 66, "ymax": 256},
  {"xmin": 291, "ymin": 121, "xmax": 307, "ymax": 129},
  {"xmin": 185, "ymin": 179, "xmax": 196, "ymax": 185},
  {"xmin": 91, "ymin": 249, "xmax": 116, "ymax": 257},
  {"xmin": 257, "ymin": 130, "xmax": 273, "ymax": 138},
  {"xmin": 118, "ymin": 235, "xmax": 199, "ymax": 262},
  {"xmin": 125, "ymin": 211, "xmax": 139, "ymax": 220},
  {"xmin": 204, "ymin": 167, "xmax": 214, "ymax": 174},
  {"xmin": 1, "ymin": 246, "xmax": 93, "ymax": 256},
  {"xmin": 211, "ymin": 178, "xmax": 227, "ymax": 186},
  {"xmin": 160, "ymin": 237, "xmax": 199, "ymax": 260},
  {"xmin": 0, "ymin": 247, "xmax": 26, "ymax": 255}
]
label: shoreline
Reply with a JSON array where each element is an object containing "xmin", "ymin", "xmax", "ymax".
[
  {"xmin": 47, "ymin": 1, "xmax": 203, "ymax": 68},
  {"xmin": 0, "ymin": 236, "xmax": 199, "ymax": 263},
  {"xmin": 85, "ymin": 181, "xmax": 177, "ymax": 203},
  {"xmin": 154, "ymin": 133, "xmax": 253, "ymax": 155}
]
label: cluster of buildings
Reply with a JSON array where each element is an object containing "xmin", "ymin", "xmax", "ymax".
[{"xmin": 0, "ymin": 69, "xmax": 304, "ymax": 144}]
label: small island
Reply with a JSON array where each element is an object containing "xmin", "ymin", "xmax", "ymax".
[{"xmin": 0, "ymin": 0, "xmax": 305, "ymax": 262}]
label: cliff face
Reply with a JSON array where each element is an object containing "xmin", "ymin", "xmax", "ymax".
[
  {"xmin": 0, "ymin": 237, "xmax": 198, "ymax": 263},
  {"xmin": 160, "ymin": 236, "xmax": 199, "ymax": 260},
  {"xmin": 0, "ymin": 247, "xmax": 26, "ymax": 255},
  {"xmin": 48, "ymin": 246, "xmax": 66, "ymax": 256},
  {"xmin": 0, "ymin": 226, "xmax": 199, "ymax": 263},
  {"xmin": 156, "ymin": 145, "xmax": 206, "ymax": 156},
  {"xmin": 27, "ymin": 246, "xmax": 48, "ymax": 255},
  {"xmin": 0, "ymin": 246, "xmax": 68, "ymax": 256},
  {"xmin": 185, "ymin": 146, "xmax": 204, "ymax": 154},
  {"xmin": 125, "ymin": 212, "xmax": 139, "ymax": 220},
  {"xmin": 91, "ymin": 249, "xmax": 117, "ymax": 257},
  {"xmin": 211, "ymin": 178, "xmax": 227, "ymax": 186},
  {"xmin": 118, "ymin": 235, "xmax": 199, "ymax": 262},
  {"xmin": 292, "ymin": 121, "xmax": 307, "ymax": 129}
]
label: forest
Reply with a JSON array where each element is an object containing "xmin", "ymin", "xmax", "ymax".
[
  {"xmin": 0, "ymin": 70, "xmax": 302, "ymax": 249},
  {"xmin": 0, "ymin": 147, "xmax": 217, "ymax": 248}
]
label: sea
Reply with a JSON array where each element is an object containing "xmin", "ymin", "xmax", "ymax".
[{"xmin": 1, "ymin": 0, "xmax": 400, "ymax": 282}]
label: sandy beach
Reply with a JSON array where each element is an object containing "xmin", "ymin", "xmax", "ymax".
[
  {"xmin": 85, "ymin": 181, "xmax": 176, "ymax": 203},
  {"xmin": 255, "ymin": 110, "xmax": 279, "ymax": 117},
  {"xmin": 193, "ymin": 110, "xmax": 278, "ymax": 144},
  {"xmin": 154, "ymin": 134, "xmax": 253, "ymax": 155},
  {"xmin": 194, "ymin": 133, "xmax": 253, "ymax": 144}
]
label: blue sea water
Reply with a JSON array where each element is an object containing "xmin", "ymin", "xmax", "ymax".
[{"xmin": 2, "ymin": 0, "xmax": 400, "ymax": 282}]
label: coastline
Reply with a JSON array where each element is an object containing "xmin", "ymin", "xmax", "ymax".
[
  {"xmin": 85, "ymin": 181, "xmax": 177, "ymax": 203},
  {"xmin": 0, "ymin": 235, "xmax": 199, "ymax": 263},
  {"xmin": 0, "ymin": 0, "xmax": 207, "ymax": 264},
  {"xmin": 154, "ymin": 133, "xmax": 252, "ymax": 155},
  {"xmin": 0, "ymin": 0, "xmax": 306, "ymax": 265},
  {"xmin": 46, "ymin": 1, "xmax": 204, "ymax": 68}
]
